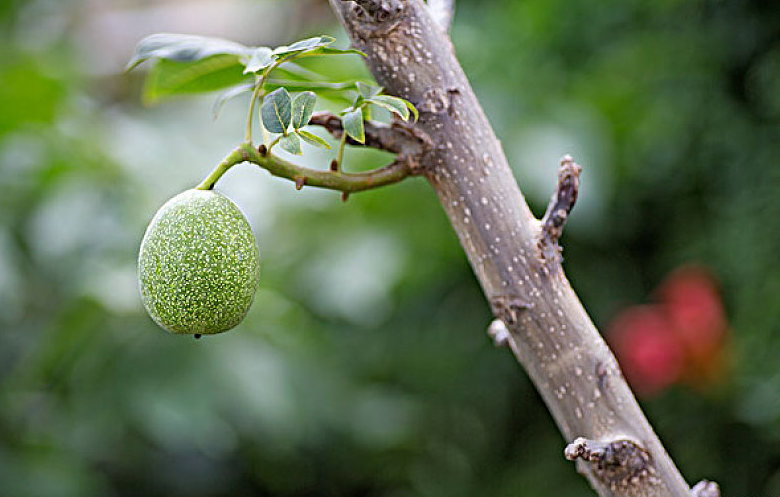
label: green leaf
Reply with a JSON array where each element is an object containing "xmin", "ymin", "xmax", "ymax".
[
  {"xmin": 127, "ymin": 33, "xmax": 249, "ymax": 70},
  {"xmin": 143, "ymin": 56, "xmax": 251, "ymax": 104},
  {"xmin": 368, "ymin": 95, "xmax": 410, "ymax": 121},
  {"xmin": 291, "ymin": 91, "xmax": 316, "ymax": 129},
  {"xmin": 212, "ymin": 82, "xmax": 255, "ymax": 119},
  {"xmin": 289, "ymin": 35, "xmax": 335, "ymax": 50},
  {"xmin": 278, "ymin": 133, "xmax": 302, "ymax": 155},
  {"xmin": 264, "ymin": 79, "xmax": 355, "ymax": 93},
  {"xmin": 273, "ymin": 62, "xmax": 328, "ymax": 81},
  {"xmin": 356, "ymin": 82, "xmax": 382, "ymax": 99},
  {"xmin": 404, "ymin": 98, "xmax": 419, "ymax": 122},
  {"xmin": 273, "ymin": 36, "xmax": 335, "ymax": 57},
  {"xmin": 260, "ymin": 63, "xmax": 362, "ymax": 101},
  {"xmin": 296, "ymin": 129, "xmax": 331, "ymax": 149},
  {"xmin": 290, "ymin": 47, "xmax": 366, "ymax": 59},
  {"xmin": 261, "ymin": 88, "xmax": 292, "ymax": 133},
  {"xmin": 243, "ymin": 47, "xmax": 275, "ymax": 74},
  {"xmin": 264, "ymin": 62, "xmax": 355, "ymax": 94},
  {"xmin": 342, "ymin": 108, "xmax": 365, "ymax": 144}
]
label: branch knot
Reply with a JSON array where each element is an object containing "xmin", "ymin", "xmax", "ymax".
[
  {"xmin": 565, "ymin": 437, "xmax": 657, "ymax": 493},
  {"xmin": 490, "ymin": 295, "xmax": 531, "ymax": 327},
  {"xmin": 538, "ymin": 154, "xmax": 582, "ymax": 265},
  {"xmin": 343, "ymin": 0, "xmax": 404, "ymax": 28},
  {"xmin": 487, "ymin": 319, "xmax": 511, "ymax": 347},
  {"xmin": 691, "ymin": 479, "xmax": 721, "ymax": 497}
]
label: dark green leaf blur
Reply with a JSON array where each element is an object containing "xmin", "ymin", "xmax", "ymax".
[{"xmin": 0, "ymin": 0, "xmax": 778, "ymax": 496}]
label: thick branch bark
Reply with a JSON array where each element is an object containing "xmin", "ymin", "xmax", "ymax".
[
  {"xmin": 330, "ymin": 1, "xmax": 696, "ymax": 496},
  {"xmin": 426, "ymin": 0, "xmax": 455, "ymax": 31}
]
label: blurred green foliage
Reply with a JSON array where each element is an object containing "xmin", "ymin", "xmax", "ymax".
[{"xmin": 0, "ymin": 0, "xmax": 779, "ymax": 496}]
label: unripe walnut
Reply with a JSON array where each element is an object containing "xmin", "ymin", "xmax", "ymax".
[{"xmin": 138, "ymin": 189, "xmax": 260, "ymax": 335}]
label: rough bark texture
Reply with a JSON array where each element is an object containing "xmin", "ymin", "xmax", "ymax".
[{"xmin": 329, "ymin": 1, "xmax": 694, "ymax": 496}]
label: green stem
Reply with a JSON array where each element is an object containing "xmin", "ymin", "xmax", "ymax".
[
  {"xmin": 245, "ymin": 83, "xmax": 264, "ymax": 143},
  {"xmin": 195, "ymin": 143, "xmax": 414, "ymax": 193},
  {"xmin": 335, "ymin": 131, "xmax": 348, "ymax": 172},
  {"xmin": 244, "ymin": 57, "xmax": 292, "ymax": 143},
  {"xmin": 265, "ymin": 79, "xmax": 355, "ymax": 91},
  {"xmin": 266, "ymin": 135, "xmax": 283, "ymax": 154},
  {"xmin": 241, "ymin": 143, "xmax": 413, "ymax": 192}
]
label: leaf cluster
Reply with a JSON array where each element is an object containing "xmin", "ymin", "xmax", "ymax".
[
  {"xmin": 127, "ymin": 33, "xmax": 418, "ymax": 165},
  {"xmin": 262, "ymin": 88, "xmax": 328, "ymax": 155},
  {"xmin": 340, "ymin": 82, "xmax": 418, "ymax": 144}
]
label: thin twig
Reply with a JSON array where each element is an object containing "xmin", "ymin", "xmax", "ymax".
[
  {"xmin": 537, "ymin": 155, "xmax": 581, "ymax": 264},
  {"xmin": 309, "ymin": 111, "xmax": 432, "ymax": 162},
  {"xmin": 541, "ymin": 154, "xmax": 582, "ymax": 243}
]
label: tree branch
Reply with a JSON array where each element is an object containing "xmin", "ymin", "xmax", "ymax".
[
  {"xmin": 309, "ymin": 111, "xmax": 432, "ymax": 166},
  {"xmin": 330, "ymin": 1, "xmax": 695, "ymax": 496}
]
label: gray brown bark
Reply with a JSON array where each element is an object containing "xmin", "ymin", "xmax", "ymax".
[{"xmin": 329, "ymin": 1, "xmax": 697, "ymax": 496}]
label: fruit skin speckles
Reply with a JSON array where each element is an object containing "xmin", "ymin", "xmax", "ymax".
[{"xmin": 138, "ymin": 189, "xmax": 260, "ymax": 335}]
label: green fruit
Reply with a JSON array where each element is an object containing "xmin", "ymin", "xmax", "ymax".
[{"xmin": 138, "ymin": 189, "xmax": 260, "ymax": 335}]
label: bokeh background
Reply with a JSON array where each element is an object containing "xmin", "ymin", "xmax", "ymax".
[{"xmin": 1, "ymin": 0, "xmax": 779, "ymax": 495}]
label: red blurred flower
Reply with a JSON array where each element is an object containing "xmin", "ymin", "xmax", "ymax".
[
  {"xmin": 657, "ymin": 265, "xmax": 728, "ymax": 385},
  {"xmin": 607, "ymin": 264, "xmax": 729, "ymax": 398},
  {"xmin": 608, "ymin": 306, "xmax": 685, "ymax": 396}
]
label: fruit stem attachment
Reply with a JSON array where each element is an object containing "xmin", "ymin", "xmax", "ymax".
[{"xmin": 195, "ymin": 146, "xmax": 248, "ymax": 190}]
